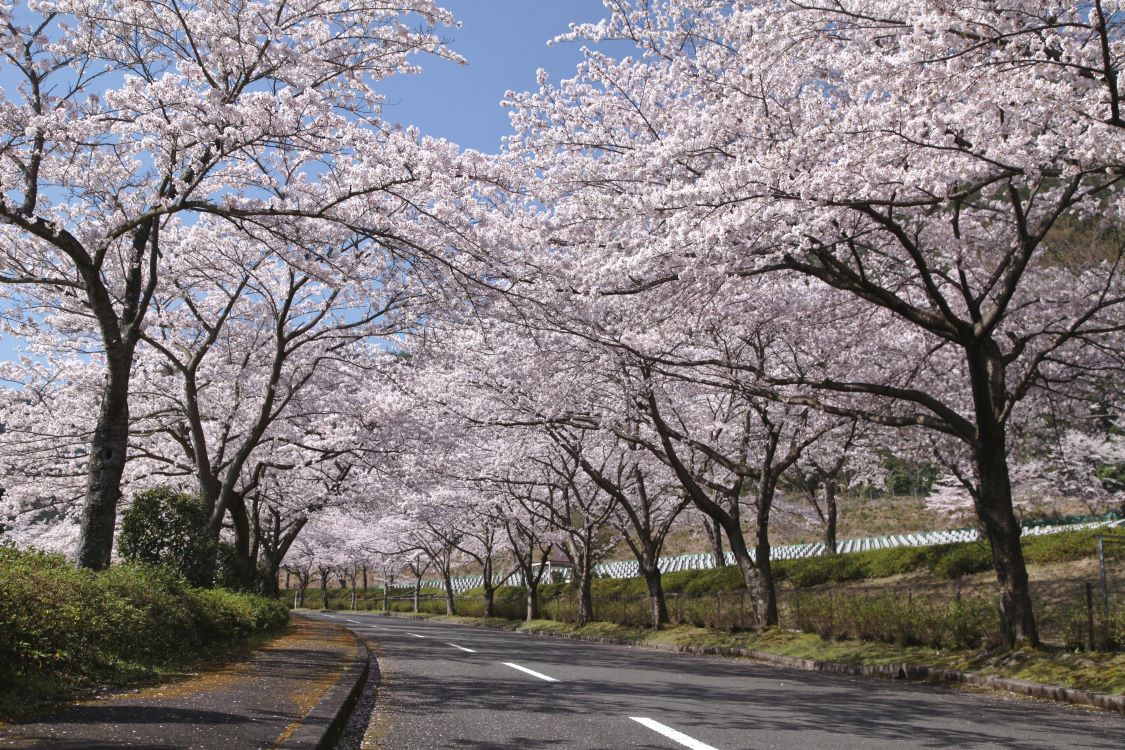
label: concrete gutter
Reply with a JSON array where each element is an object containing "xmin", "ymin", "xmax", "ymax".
[
  {"xmin": 280, "ymin": 616, "xmax": 371, "ymax": 750},
  {"xmin": 368, "ymin": 611, "xmax": 1125, "ymax": 715}
]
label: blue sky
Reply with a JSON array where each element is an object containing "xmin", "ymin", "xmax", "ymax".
[{"xmin": 379, "ymin": 0, "xmax": 615, "ymax": 152}]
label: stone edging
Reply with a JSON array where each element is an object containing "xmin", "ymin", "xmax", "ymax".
[
  {"xmin": 280, "ymin": 616, "xmax": 372, "ymax": 750},
  {"xmin": 369, "ymin": 611, "xmax": 1125, "ymax": 715}
]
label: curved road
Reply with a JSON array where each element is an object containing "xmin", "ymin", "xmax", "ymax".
[{"xmin": 312, "ymin": 612, "xmax": 1125, "ymax": 750}]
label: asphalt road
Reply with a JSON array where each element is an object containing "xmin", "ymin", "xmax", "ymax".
[{"xmin": 311, "ymin": 612, "xmax": 1125, "ymax": 750}]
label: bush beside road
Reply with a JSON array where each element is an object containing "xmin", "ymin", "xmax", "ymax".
[{"xmin": 0, "ymin": 546, "xmax": 288, "ymax": 719}]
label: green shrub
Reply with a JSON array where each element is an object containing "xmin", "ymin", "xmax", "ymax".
[
  {"xmin": 118, "ymin": 487, "xmax": 216, "ymax": 587},
  {"xmin": 0, "ymin": 547, "xmax": 288, "ymax": 690},
  {"xmin": 1023, "ymin": 526, "xmax": 1125, "ymax": 566},
  {"xmin": 932, "ymin": 542, "xmax": 992, "ymax": 579}
]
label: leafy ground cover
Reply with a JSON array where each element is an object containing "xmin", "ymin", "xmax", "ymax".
[{"xmin": 0, "ymin": 546, "xmax": 289, "ymax": 720}]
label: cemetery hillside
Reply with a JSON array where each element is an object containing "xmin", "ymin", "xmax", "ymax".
[{"xmin": 2, "ymin": 1, "xmax": 1125, "ymax": 747}]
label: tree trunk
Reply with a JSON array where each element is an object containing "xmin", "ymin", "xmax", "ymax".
[
  {"xmin": 319, "ymin": 568, "xmax": 330, "ymax": 610},
  {"xmin": 641, "ymin": 563, "xmax": 669, "ymax": 629},
  {"xmin": 577, "ymin": 566, "xmax": 594, "ymax": 626},
  {"xmin": 526, "ymin": 582, "xmax": 540, "ymax": 621},
  {"xmin": 726, "ymin": 527, "xmax": 764, "ymax": 629},
  {"xmin": 226, "ymin": 495, "xmax": 258, "ymax": 591},
  {"xmin": 755, "ymin": 527, "xmax": 778, "ymax": 628},
  {"xmin": 483, "ymin": 584, "xmax": 495, "ymax": 618},
  {"xmin": 823, "ymin": 477, "xmax": 839, "ymax": 555},
  {"xmin": 382, "ymin": 585, "xmax": 390, "ymax": 612},
  {"xmin": 442, "ymin": 571, "xmax": 456, "ymax": 616},
  {"xmin": 75, "ymin": 353, "xmax": 132, "ymax": 570},
  {"xmin": 413, "ymin": 579, "xmax": 421, "ymax": 613},
  {"xmin": 260, "ymin": 567, "xmax": 281, "ymax": 597},
  {"xmin": 481, "ymin": 557, "xmax": 495, "ymax": 618},
  {"xmin": 701, "ymin": 516, "xmax": 725, "ymax": 568},
  {"xmin": 977, "ymin": 439, "xmax": 1038, "ymax": 648},
  {"xmin": 362, "ymin": 566, "xmax": 368, "ymax": 591},
  {"xmin": 968, "ymin": 341, "xmax": 1039, "ymax": 648}
]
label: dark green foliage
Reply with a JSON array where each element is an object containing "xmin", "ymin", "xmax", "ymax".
[
  {"xmin": 117, "ymin": 487, "xmax": 216, "ymax": 587},
  {"xmin": 1022, "ymin": 527, "xmax": 1125, "ymax": 565},
  {"xmin": 662, "ymin": 566, "xmax": 747, "ymax": 594},
  {"xmin": 881, "ymin": 455, "xmax": 939, "ymax": 496},
  {"xmin": 931, "ymin": 542, "xmax": 992, "ymax": 579},
  {"xmin": 0, "ymin": 547, "xmax": 288, "ymax": 691}
]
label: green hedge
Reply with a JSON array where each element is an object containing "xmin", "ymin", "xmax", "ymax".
[{"xmin": 0, "ymin": 547, "xmax": 288, "ymax": 689}]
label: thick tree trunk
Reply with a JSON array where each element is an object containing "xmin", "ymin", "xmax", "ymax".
[
  {"xmin": 641, "ymin": 563, "xmax": 669, "ymax": 629},
  {"xmin": 726, "ymin": 527, "xmax": 764, "ymax": 629},
  {"xmin": 362, "ymin": 566, "xmax": 368, "ymax": 591},
  {"xmin": 968, "ymin": 341, "xmax": 1039, "ymax": 649},
  {"xmin": 227, "ymin": 497, "xmax": 259, "ymax": 591},
  {"xmin": 75, "ymin": 354, "xmax": 132, "ymax": 570},
  {"xmin": 412, "ymin": 579, "xmax": 421, "ymax": 613},
  {"xmin": 260, "ymin": 563, "xmax": 282, "ymax": 597},
  {"xmin": 977, "ymin": 439, "xmax": 1038, "ymax": 648},
  {"xmin": 755, "ymin": 478, "xmax": 779, "ymax": 628},
  {"xmin": 382, "ymin": 585, "xmax": 390, "ymax": 612},
  {"xmin": 754, "ymin": 523, "xmax": 778, "ymax": 628},
  {"xmin": 702, "ymin": 516, "xmax": 725, "ymax": 568},
  {"xmin": 483, "ymin": 584, "xmax": 495, "ymax": 618},
  {"xmin": 319, "ymin": 568, "xmax": 330, "ymax": 610},
  {"xmin": 823, "ymin": 478, "xmax": 839, "ymax": 555}
]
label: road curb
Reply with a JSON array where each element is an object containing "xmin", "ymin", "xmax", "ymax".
[
  {"xmin": 280, "ymin": 615, "xmax": 371, "ymax": 750},
  {"xmin": 366, "ymin": 611, "xmax": 1125, "ymax": 715}
]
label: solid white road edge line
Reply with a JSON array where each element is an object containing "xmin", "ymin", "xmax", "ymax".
[
  {"xmin": 448, "ymin": 643, "xmax": 477, "ymax": 653},
  {"xmin": 502, "ymin": 662, "xmax": 559, "ymax": 682},
  {"xmin": 629, "ymin": 717, "xmax": 720, "ymax": 750}
]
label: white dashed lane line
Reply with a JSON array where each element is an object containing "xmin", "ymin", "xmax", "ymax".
[
  {"xmin": 629, "ymin": 717, "xmax": 720, "ymax": 750},
  {"xmin": 502, "ymin": 662, "xmax": 559, "ymax": 682},
  {"xmin": 447, "ymin": 643, "xmax": 476, "ymax": 653},
  {"xmin": 406, "ymin": 632, "xmax": 427, "ymax": 638}
]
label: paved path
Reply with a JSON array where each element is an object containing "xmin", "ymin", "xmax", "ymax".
[
  {"xmin": 0, "ymin": 617, "xmax": 355, "ymax": 749},
  {"xmin": 314, "ymin": 612, "xmax": 1125, "ymax": 750}
]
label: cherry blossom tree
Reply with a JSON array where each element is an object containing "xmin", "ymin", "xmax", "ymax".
[
  {"xmin": 0, "ymin": 0, "xmax": 467, "ymax": 568},
  {"xmin": 506, "ymin": 0, "xmax": 1125, "ymax": 647}
]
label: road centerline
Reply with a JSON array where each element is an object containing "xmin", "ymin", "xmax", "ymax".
[
  {"xmin": 630, "ymin": 717, "xmax": 720, "ymax": 750},
  {"xmin": 502, "ymin": 662, "xmax": 559, "ymax": 682},
  {"xmin": 406, "ymin": 632, "xmax": 427, "ymax": 638},
  {"xmin": 447, "ymin": 642, "xmax": 476, "ymax": 653}
]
